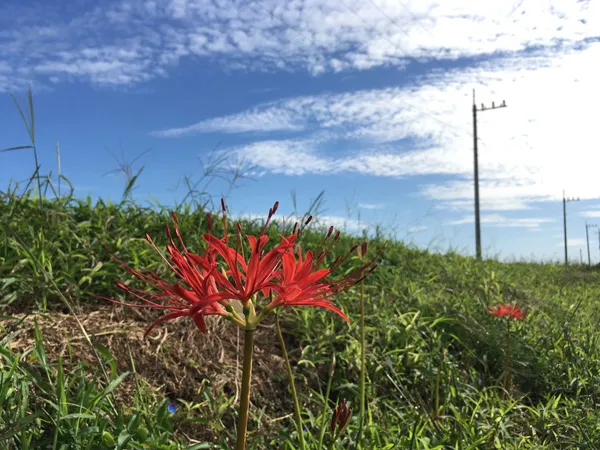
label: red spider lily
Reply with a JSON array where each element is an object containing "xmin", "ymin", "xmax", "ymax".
[
  {"xmin": 100, "ymin": 213, "xmax": 231, "ymax": 337},
  {"xmin": 191, "ymin": 201, "xmax": 298, "ymax": 304},
  {"xmin": 264, "ymin": 233, "xmax": 384, "ymax": 322},
  {"xmin": 489, "ymin": 304, "xmax": 526, "ymax": 320}
]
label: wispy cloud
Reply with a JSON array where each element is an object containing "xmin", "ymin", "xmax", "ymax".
[
  {"xmin": 407, "ymin": 225, "xmax": 428, "ymax": 233},
  {"xmin": 359, "ymin": 202, "xmax": 385, "ymax": 210},
  {"xmin": 1, "ymin": 0, "xmax": 598, "ymax": 91},
  {"xmin": 236, "ymin": 212, "xmax": 367, "ymax": 231},
  {"xmin": 449, "ymin": 214, "xmax": 553, "ymax": 229},
  {"xmin": 556, "ymin": 238, "xmax": 586, "ymax": 247},
  {"xmin": 153, "ymin": 106, "xmax": 306, "ymax": 136},
  {"xmin": 435, "ymin": 198, "xmax": 533, "ymax": 212},
  {"xmin": 581, "ymin": 210, "xmax": 600, "ymax": 218},
  {"xmin": 153, "ymin": 40, "xmax": 600, "ymax": 212}
]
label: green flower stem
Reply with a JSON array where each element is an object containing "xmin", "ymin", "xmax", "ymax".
[
  {"xmin": 503, "ymin": 320, "xmax": 511, "ymax": 399},
  {"xmin": 276, "ymin": 313, "xmax": 306, "ymax": 450},
  {"xmin": 236, "ymin": 328, "xmax": 255, "ymax": 450}
]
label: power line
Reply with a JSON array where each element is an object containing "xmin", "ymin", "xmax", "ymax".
[{"xmin": 365, "ymin": 0, "xmax": 436, "ymax": 39}]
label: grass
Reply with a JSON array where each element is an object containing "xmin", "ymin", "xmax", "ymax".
[{"xmin": 4, "ymin": 92, "xmax": 600, "ymax": 448}]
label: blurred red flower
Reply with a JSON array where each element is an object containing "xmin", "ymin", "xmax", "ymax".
[{"xmin": 489, "ymin": 304, "xmax": 526, "ymax": 320}]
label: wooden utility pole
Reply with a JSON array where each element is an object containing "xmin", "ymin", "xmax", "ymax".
[
  {"xmin": 472, "ymin": 89, "xmax": 507, "ymax": 261},
  {"xmin": 586, "ymin": 221, "xmax": 598, "ymax": 266},
  {"xmin": 563, "ymin": 190, "xmax": 580, "ymax": 265}
]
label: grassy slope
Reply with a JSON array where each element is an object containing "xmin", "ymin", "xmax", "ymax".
[{"xmin": 2, "ymin": 195, "xmax": 600, "ymax": 449}]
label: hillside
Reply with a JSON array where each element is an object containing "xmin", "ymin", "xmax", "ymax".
[{"xmin": 2, "ymin": 195, "xmax": 600, "ymax": 449}]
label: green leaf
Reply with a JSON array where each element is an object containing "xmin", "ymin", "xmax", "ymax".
[
  {"xmin": 90, "ymin": 372, "xmax": 129, "ymax": 408},
  {"xmin": 0, "ymin": 145, "xmax": 33, "ymax": 153},
  {"xmin": 60, "ymin": 413, "xmax": 96, "ymax": 421}
]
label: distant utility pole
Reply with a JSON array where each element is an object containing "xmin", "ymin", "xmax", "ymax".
[
  {"xmin": 580, "ymin": 249, "xmax": 583, "ymax": 264},
  {"xmin": 597, "ymin": 228, "xmax": 600, "ymax": 260},
  {"xmin": 472, "ymin": 89, "xmax": 507, "ymax": 261},
  {"xmin": 586, "ymin": 221, "xmax": 598, "ymax": 266},
  {"xmin": 563, "ymin": 190, "xmax": 580, "ymax": 265}
]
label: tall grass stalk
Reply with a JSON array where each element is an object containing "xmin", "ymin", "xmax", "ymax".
[
  {"xmin": 356, "ymin": 278, "xmax": 367, "ymax": 448},
  {"xmin": 318, "ymin": 353, "xmax": 336, "ymax": 449},
  {"xmin": 276, "ymin": 313, "xmax": 306, "ymax": 450}
]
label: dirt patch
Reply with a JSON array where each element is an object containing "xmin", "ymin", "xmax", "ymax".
[{"xmin": 1, "ymin": 305, "xmax": 298, "ymax": 444}]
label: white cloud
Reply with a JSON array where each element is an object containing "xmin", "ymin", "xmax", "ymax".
[
  {"xmin": 153, "ymin": 106, "xmax": 306, "ymax": 136},
  {"xmin": 581, "ymin": 210, "xmax": 600, "ymax": 218},
  {"xmin": 235, "ymin": 212, "xmax": 367, "ymax": 231},
  {"xmin": 407, "ymin": 225, "xmax": 428, "ymax": 233},
  {"xmin": 1, "ymin": 0, "xmax": 598, "ymax": 90},
  {"xmin": 556, "ymin": 238, "xmax": 586, "ymax": 247},
  {"xmin": 359, "ymin": 202, "xmax": 385, "ymax": 210},
  {"xmin": 434, "ymin": 198, "xmax": 532, "ymax": 212},
  {"xmin": 449, "ymin": 214, "xmax": 553, "ymax": 229},
  {"xmin": 152, "ymin": 40, "xmax": 600, "ymax": 212}
]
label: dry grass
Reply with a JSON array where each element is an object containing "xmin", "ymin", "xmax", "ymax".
[{"xmin": 1, "ymin": 306, "xmax": 298, "ymax": 443}]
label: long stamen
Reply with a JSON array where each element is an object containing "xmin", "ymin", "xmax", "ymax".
[
  {"xmin": 314, "ymin": 226, "xmax": 334, "ymax": 259},
  {"xmin": 297, "ymin": 215, "xmax": 312, "ymax": 237},
  {"xmin": 231, "ymin": 222, "xmax": 244, "ymax": 293},
  {"xmin": 260, "ymin": 204, "xmax": 276, "ymax": 236},
  {"xmin": 237, "ymin": 222, "xmax": 246, "ymax": 261},
  {"xmin": 170, "ymin": 212, "xmax": 189, "ymax": 254},
  {"xmin": 221, "ymin": 198, "xmax": 228, "ymax": 241},
  {"xmin": 145, "ymin": 233, "xmax": 184, "ymax": 279},
  {"xmin": 316, "ymin": 231, "xmax": 340, "ymax": 268},
  {"xmin": 329, "ymin": 244, "xmax": 359, "ymax": 273}
]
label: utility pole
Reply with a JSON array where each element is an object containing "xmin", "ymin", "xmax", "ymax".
[
  {"xmin": 563, "ymin": 190, "xmax": 580, "ymax": 265},
  {"xmin": 580, "ymin": 249, "xmax": 583, "ymax": 264},
  {"xmin": 586, "ymin": 221, "xmax": 598, "ymax": 266},
  {"xmin": 597, "ymin": 228, "xmax": 600, "ymax": 260},
  {"xmin": 472, "ymin": 89, "xmax": 507, "ymax": 261}
]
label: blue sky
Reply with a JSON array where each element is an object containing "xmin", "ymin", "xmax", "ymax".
[{"xmin": 1, "ymin": 0, "xmax": 600, "ymax": 263}]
